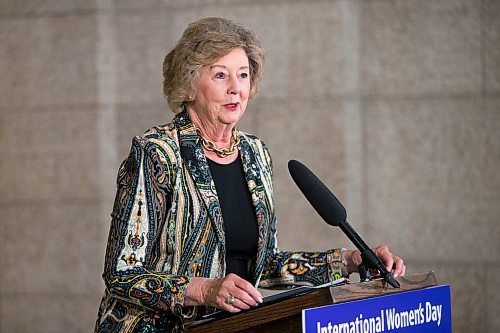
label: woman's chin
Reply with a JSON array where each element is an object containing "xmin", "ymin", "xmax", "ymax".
[{"xmin": 219, "ymin": 110, "xmax": 244, "ymax": 125}]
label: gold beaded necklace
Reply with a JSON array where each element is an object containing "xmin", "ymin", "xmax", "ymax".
[{"xmin": 195, "ymin": 127, "xmax": 240, "ymax": 158}]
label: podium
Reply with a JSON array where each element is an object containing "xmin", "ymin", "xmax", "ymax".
[{"xmin": 184, "ymin": 272, "xmax": 441, "ymax": 333}]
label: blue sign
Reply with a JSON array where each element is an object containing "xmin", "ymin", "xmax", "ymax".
[{"xmin": 302, "ymin": 285, "xmax": 451, "ymax": 333}]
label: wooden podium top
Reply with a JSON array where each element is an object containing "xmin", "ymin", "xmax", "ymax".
[{"xmin": 184, "ymin": 272, "xmax": 437, "ymax": 333}]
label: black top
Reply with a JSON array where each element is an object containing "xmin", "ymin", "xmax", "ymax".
[{"xmin": 207, "ymin": 157, "xmax": 259, "ymax": 282}]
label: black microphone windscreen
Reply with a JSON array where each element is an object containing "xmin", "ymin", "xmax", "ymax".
[{"xmin": 288, "ymin": 160, "xmax": 346, "ymax": 226}]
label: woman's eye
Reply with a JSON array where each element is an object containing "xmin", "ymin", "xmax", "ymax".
[
  {"xmin": 214, "ymin": 72, "xmax": 227, "ymax": 79},
  {"xmin": 239, "ymin": 72, "xmax": 249, "ymax": 79}
]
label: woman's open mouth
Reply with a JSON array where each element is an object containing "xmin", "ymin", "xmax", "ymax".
[{"xmin": 224, "ymin": 102, "xmax": 239, "ymax": 111}]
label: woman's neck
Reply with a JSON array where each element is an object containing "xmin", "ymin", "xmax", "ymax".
[
  {"xmin": 187, "ymin": 109, "xmax": 234, "ymax": 148},
  {"xmin": 187, "ymin": 108, "xmax": 239, "ymax": 164}
]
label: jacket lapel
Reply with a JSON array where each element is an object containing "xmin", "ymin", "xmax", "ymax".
[
  {"xmin": 175, "ymin": 112, "xmax": 226, "ymax": 256},
  {"xmin": 238, "ymin": 134, "xmax": 273, "ymax": 285}
]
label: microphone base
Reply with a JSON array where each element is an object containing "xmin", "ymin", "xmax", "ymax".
[
  {"xmin": 358, "ymin": 263, "xmax": 373, "ymax": 282},
  {"xmin": 358, "ymin": 263, "xmax": 401, "ymax": 288}
]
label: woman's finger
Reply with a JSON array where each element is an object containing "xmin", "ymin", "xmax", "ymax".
[
  {"xmin": 228, "ymin": 295, "xmax": 252, "ymax": 310},
  {"xmin": 213, "ymin": 274, "xmax": 261, "ymax": 310},
  {"xmin": 232, "ymin": 275, "xmax": 263, "ymax": 304},
  {"xmin": 374, "ymin": 245, "xmax": 394, "ymax": 272},
  {"xmin": 392, "ymin": 256, "xmax": 405, "ymax": 277},
  {"xmin": 230, "ymin": 287, "xmax": 260, "ymax": 307},
  {"xmin": 220, "ymin": 297, "xmax": 242, "ymax": 313}
]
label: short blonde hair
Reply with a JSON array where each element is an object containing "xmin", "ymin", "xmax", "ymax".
[{"xmin": 163, "ymin": 17, "xmax": 265, "ymax": 113}]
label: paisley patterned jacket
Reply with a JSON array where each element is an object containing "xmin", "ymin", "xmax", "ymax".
[{"xmin": 94, "ymin": 111, "xmax": 344, "ymax": 332}]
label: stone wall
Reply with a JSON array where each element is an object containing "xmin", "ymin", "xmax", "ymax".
[{"xmin": 0, "ymin": 0, "xmax": 498, "ymax": 332}]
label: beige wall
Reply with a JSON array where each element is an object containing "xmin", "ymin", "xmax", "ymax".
[{"xmin": 0, "ymin": 0, "xmax": 498, "ymax": 332}]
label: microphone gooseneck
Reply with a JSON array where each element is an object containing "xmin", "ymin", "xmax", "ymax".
[{"xmin": 288, "ymin": 159, "xmax": 400, "ymax": 288}]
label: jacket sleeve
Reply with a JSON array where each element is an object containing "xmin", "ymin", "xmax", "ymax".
[
  {"xmin": 102, "ymin": 135, "xmax": 189, "ymax": 316},
  {"xmin": 256, "ymin": 140, "xmax": 345, "ymax": 289},
  {"xmin": 259, "ymin": 230, "xmax": 345, "ymax": 288}
]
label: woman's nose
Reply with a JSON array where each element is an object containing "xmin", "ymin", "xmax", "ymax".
[{"xmin": 227, "ymin": 75, "xmax": 240, "ymax": 95}]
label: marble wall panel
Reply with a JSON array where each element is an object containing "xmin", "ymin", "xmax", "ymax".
[
  {"xmin": 0, "ymin": 292, "xmax": 99, "ymax": 333},
  {"xmin": 254, "ymin": 97, "xmax": 351, "ymax": 251},
  {"xmin": 485, "ymin": 0, "xmax": 500, "ymax": 93},
  {"xmin": 112, "ymin": 13, "xmax": 173, "ymax": 105},
  {"xmin": 0, "ymin": 208, "xmax": 5, "ymax": 290},
  {"xmin": 409, "ymin": 263, "xmax": 489, "ymax": 333},
  {"xmin": 0, "ymin": 202, "xmax": 107, "ymax": 294},
  {"xmin": 0, "ymin": 15, "xmax": 99, "ymax": 107},
  {"xmin": 361, "ymin": 0, "xmax": 482, "ymax": 97},
  {"xmin": 0, "ymin": 107, "xmax": 101, "ymax": 203},
  {"xmin": 113, "ymin": 0, "xmax": 250, "ymax": 10},
  {"xmin": 0, "ymin": 0, "xmax": 99, "ymax": 15},
  {"xmin": 364, "ymin": 97, "xmax": 500, "ymax": 262},
  {"xmin": 486, "ymin": 266, "xmax": 500, "ymax": 333}
]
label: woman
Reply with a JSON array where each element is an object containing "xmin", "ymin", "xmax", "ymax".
[{"xmin": 94, "ymin": 17, "xmax": 405, "ymax": 333}]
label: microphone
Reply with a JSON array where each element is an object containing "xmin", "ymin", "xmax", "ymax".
[{"xmin": 288, "ymin": 159, "xmax": 400, "ymax": 288}]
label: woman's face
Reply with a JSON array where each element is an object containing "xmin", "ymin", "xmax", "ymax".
[{"xmin": 190, "ymin": 47, "xmax": 251, "ymax": 127}]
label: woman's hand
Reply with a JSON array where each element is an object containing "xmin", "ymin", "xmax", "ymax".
[
  {"xmin": 343, "ymin": 245, "xmax": 406, "ymax": 278},
  {"xmin": 184, "ymin": 274, "xmax": 263, "ymax": 313}
]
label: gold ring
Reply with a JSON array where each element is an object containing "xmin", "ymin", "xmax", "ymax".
[{"xmin": 226, "ymin": 294, "xmax": 235, "ymax": 305}]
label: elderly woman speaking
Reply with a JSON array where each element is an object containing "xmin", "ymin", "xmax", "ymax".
[{"xmin": 94, "ymin": 17, "xmax": 405, "ymax": 333}]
